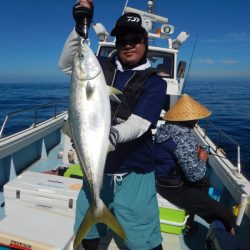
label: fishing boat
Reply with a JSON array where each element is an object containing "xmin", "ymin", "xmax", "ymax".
[{"xmin": 0, "ymin": 0, "xmax": 249, "ymax": 249}]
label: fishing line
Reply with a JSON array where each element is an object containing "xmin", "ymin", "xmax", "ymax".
[{"xmin": 182, "ymin": 33, "xmax": 198, "ymax": 94}]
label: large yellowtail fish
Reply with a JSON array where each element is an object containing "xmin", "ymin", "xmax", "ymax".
[{"xmin": 69, "ymin": 40, "xmax": 125, "ymax": 249}]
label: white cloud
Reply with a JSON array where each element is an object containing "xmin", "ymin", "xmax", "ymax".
[
  {"xmin": 199, "ymin": 32, "xmax": 250, "ymax": 44},
  {"xmin": 195, "ymin": 58, "xmax": 240, "ymax": 65},
  {"xmin": 223, "ymin": 32, "xmax": 250, "ymax": 42},
  {"xmin": 190, "ymin": 69, "xmax": 250, "ymax": 79},
  {"xmin": 199, "ymin": 39, "xmax": 223, "ymax": 44},
  {"xmin": 195, "ymin": 58, "xmax": 215, "ymax": 64},
  {"xmin": 220, "ymin": 59, "xmax": 239, "ymax": 64}
]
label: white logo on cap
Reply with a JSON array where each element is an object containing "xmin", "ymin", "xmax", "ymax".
[{"xmin": 126, "ymin": 16, "xmax": 140, "ymax": 23}]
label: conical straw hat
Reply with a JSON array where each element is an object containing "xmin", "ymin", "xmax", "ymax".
[{"xmin": 164, "ymin": 94, "xmax": 212, "ymax": 121}]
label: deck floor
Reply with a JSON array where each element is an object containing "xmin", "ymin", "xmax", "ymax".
[
  {"xmin": 95, "ymin": 231, "xmax": 180, "ymax": 250},
  {"xmin": 96, "ymin": 217, "xmax": 208, "ymax": 250}
]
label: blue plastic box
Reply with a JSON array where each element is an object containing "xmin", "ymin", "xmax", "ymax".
[{"xmin": 208, "ymin": 187, "xmax": 221, "ymax": 201}]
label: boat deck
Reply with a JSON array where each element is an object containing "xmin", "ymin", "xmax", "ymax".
[
  {"xmin": 0, "ymin": 139, "xmax": 209, "ymax": 250},
  {"xmin": 96, "ymin": 221, "xmax": 209, "ymax": 250}
]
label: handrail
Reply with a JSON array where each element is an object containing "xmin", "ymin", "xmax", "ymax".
[
  {"xmin": 0, "ymin": 99, "xmax": 67, "ymax": 138},
  {"xmin": 197, "ymin": 120, "xmax": 241, "ymax": 174}
]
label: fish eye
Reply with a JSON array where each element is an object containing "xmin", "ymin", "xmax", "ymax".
[{"xmin": 79, "ymin": 53, "xmax": 84, "ymax": 59}]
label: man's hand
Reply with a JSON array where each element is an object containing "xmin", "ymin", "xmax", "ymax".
[
  {"xmin": 78, "ymin": 0, "xmax": 93, "ymax": 9},
  {"xmin": 73, "ymin": 0, "xmax": 94, "ymax": 38}
]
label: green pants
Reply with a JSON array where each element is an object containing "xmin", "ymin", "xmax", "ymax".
[{"xmin": 74, "ymin": 171, "xmax": 162, "ymax": 250}]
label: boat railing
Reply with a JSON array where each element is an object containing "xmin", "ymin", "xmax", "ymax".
[
  {"xmin": 197, "ymin": 120, "xmax": 241, "ymax": 174},
  {"xmin": 0, "ymin": 99, "xmax": 68, "ymax": 139}
]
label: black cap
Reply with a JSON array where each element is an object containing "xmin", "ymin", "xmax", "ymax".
[{"xmin": 111, "ymin": 12, "xmax": 148, "ymax": 36}]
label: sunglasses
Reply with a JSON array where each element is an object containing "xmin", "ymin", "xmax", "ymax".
[{"xmin": 116, "ymin": 35, "xmax": 144, "ymax": 47}]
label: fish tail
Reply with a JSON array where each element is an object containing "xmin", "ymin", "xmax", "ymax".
[
  {"xmin": 101, "ymin": 202, "xmax": 126, "ymax": 241},
  {"xmin": 73, "ymin": 201, "xmax": 126, "ymax": 249}
]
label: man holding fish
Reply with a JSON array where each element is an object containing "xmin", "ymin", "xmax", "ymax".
[{"xmin": 59, "ymin": 0, "xmax": 167, "ymax": 249}]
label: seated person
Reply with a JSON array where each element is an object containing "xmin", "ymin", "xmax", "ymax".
[{"xmin": 154, "ymin": 94, "xmax": 235, "ymax": 236}]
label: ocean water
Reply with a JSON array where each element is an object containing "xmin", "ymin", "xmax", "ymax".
[
  {"xmin": 0, "ymin": 81, "xmax": 249, "ymax": 179},
  {"xmin": 186, "ymin": 80, "xmax": 250, "ymax": 179},
  {"xmin": 0, "ymin": 82, "xmax": 69, "ymax": 136}
]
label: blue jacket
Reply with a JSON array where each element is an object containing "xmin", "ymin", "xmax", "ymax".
[
  {"xmin": 155, "ymin": 122, "xmax": 207, "ymax": 182},
  {"xmin": 103, "ymin": 65, "xmax": 167, "ymax": 174}
]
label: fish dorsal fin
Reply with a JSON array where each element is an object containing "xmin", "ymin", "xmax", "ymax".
[
  {"xmin": 86, "ymin": 81, "xmax": 95, "ymax": 99},
  {"xmin": 107, "ymin": 86, "xmax": 123, "ymax": 103}
]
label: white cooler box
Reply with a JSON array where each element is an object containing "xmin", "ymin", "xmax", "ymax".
[
  {"xmin": 4, "ymin": 171, "xmax": 83, "ymax": 217},
  {"xmin": 0, "ymin": 205, "xmax": 75, "ymax": 250}
]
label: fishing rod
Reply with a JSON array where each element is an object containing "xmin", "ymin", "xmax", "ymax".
[
  {"xmin": 122, "ymin": 0, "xmax": 130, "ymax": 14},
  {"xmin": 182, "ymin": 33, "xmax": 198, "ymax": 94}
]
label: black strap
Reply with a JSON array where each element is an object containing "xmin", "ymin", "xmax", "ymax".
[
  {"xmin": 101, "ymin": 57, "xmax": 117, "ymax": 85},
  {"xmin": 116, "ymin": 69, "xmax": 157, "ymax": 119},
  {"xmin": 100, "ymin": 57, "xmax": 158, "ymax": 119}
]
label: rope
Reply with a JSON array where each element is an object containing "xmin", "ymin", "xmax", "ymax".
[{"xmin": 232, "ymin": 199, "xmax": 250, "ymax": 216}]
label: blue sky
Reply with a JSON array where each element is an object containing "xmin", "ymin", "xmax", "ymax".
[{"xmin": 0, "ymin": 0, "xmax": 250, "ymax": 83}]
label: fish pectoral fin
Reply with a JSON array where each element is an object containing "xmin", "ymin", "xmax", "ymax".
[
  {"xmin": 108, "ymin": 86, "xmax": 123, "ymax": 95},
  {"xmin": 86, "ymin": 81, "xmax": 95, "ymax": 99},
  {"xmin": 108, "ymin": 142, "xmax": 115, "ymax": 153},
  {"xmin": 73, "ymin": 202, "xmax": 126, "ymax": 250},
  {"xmin": 110, "ymin": 93, "xmax": 121, "ymax": 103},
  {"xmin": 101, "ymin": 204, "xmax": 126, "ymax": 241},
  {"xmin": 107, "ymin": 86, "xmax": 123, "ymax": 103}
]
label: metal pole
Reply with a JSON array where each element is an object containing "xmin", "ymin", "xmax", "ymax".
[
  {"xmin": 237, "ymin": 145, "xmax": 241, "ymax": 174},
  {"xmin": 0, "ymin": 115, "xmax": 9, "ymax": 138}
]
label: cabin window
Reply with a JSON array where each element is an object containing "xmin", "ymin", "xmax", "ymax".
[
  {"xmin": 98, "ymin": 47, "xmax": 116, "ymax": 58},
  {"xmin": 148, "ymin": 52, "xmax": 174, "ymax": 78}
]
